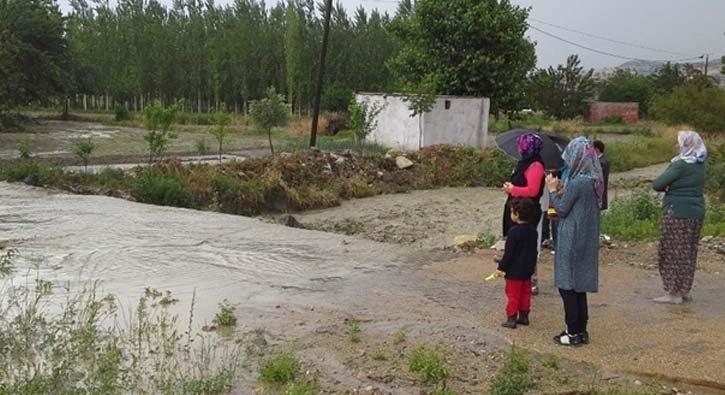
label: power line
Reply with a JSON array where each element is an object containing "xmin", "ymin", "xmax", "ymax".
[
  {"xmin": 529, "ymin": 18, "xmax": 695, "ymax": 57},
  {"xmin": 529, "ymin": 25, "xmax": 703, "ymax": 63}
]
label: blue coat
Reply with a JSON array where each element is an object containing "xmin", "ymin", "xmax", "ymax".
[{"xmin": 551, "ymin": 177, "xmax": 600, "ymax": 293}]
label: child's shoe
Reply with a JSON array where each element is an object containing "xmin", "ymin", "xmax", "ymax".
[
  {"xmin": 516, "ymin": 311, "xmax": 530, "ymax": 326},
  {"xmin": 501, "ymin": 316, "xmax": 517, "ymax": 329}
]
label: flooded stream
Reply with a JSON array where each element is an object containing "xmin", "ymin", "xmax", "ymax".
[{"xmin": 0, "ymin": 182, "xmax": 413, "ymax": 323}]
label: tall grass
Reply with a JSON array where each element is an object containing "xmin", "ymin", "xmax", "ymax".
[
  {"xmin": 605, "ymin": 136, "xmax": 674, "ymax": 172},
  {"xmin": 0, "ymin": 252, "xmax": 241, "ymax": 393}
]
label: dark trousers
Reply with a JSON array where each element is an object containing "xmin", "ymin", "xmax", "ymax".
[{"xmin": 559, "ymin": 289, "xmax": 588, "ymax": 334}]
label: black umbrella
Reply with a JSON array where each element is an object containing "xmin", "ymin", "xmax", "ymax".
[{"xmin": 495, "ymin": 129, "xmax": 570, "ymax": 170}]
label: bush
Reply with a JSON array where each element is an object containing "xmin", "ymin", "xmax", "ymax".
[
  {"xmin": 194, "ymin": 138, "xmax": 210, "ymax": 156},
  {"xmin": 114, "ymin": 105, "xmax": 130, "ymax": 121},
  {"xmin": 131, "ymin": 168, "xmax": 192, "ymax": 208},
  {"xmin": 602, "ymin": 192, "xmax": 661, "ymax": 241},
  {"xmin": 0, "ymin": 161, "xmax": 63, "ymax": 186},
  {"xmin": 651, "ymin": 84, "xmax": 725, "ymax": 133},
  {"xmin": 321, "ymin": 82, "xmax": 353, "ymax": 112},
  {"xmin": 259, "ymin": 354, "xmax": 299, "ymax": 386},
  {"xmin": 212, "ymin": 300, "xmax": 237, "ymax": 327}
]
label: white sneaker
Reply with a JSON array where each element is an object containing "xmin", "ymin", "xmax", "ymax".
[{"xmin": 653, "ymin": 295, "xmax": 683, "ymax": 304}]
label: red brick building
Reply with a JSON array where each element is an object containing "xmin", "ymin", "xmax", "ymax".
[{"xmin": 589, "ymin": 101, "xmax": 640, "ymax": 124}]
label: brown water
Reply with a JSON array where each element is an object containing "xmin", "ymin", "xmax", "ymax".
[{"xmin": 0, "ymin": 182, "xmax": 413, "ymax": 323}]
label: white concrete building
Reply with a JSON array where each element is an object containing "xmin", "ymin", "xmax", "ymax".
[{"xmin": 356, "ymin": 93, "xmax": 490, "ymax": 151}]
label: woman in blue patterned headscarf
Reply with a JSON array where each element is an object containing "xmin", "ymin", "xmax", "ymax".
[{"xmin": 545, "ymin": 137, "xmax": 603, "ymax": 347}]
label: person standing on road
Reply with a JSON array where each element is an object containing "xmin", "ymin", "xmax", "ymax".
[
  {"xmin": 545, "ymin": 137, "xmax": 604, "ymax": 347},
  {"xmin": 593, "ymin": 140, "xmax": 610, "ymax": 211},
  {"xmin": 502, "ymin": 133, "xmax": 546, "ymax": 294},
  {"xmin": 652, "ymin": 130, "xmax": 707, "ymax": 305}
]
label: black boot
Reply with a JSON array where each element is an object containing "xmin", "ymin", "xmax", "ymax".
[
  {"xmin": 517, "ymin": 311, "xmax": 530, "ymax": 326},
  {"xmin": 501, "ymin": 315, "xmax": 517, "ymax": 329}
]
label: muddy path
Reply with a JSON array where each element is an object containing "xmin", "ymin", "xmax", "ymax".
[{"xmin": 2, "ymin": 182, "xmax": 724, "ymax": 393}]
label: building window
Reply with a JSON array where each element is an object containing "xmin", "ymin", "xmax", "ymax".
[{"xmin": 444, "ymin": 100, "xmax": 451, "ymax": 110}]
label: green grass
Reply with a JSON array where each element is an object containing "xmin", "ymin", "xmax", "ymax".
[
  {"xmin": 605, "ymin": 136, "xmax": 674, "ymax": 172},
  {"xmin": 489, "ymin": 346, "xmax": 534, "ymax": 395},
  {"xmin": 407, "ymin": 346, "xmax": 449, "ymax": 385},
  {"xmin": 259, "ymin": 353, "xmax": 300, "ymax": 386}
]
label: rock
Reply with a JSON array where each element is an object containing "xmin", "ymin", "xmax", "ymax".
[
  {"xmin": 201, "ymin": 325, "xmax": 217, "ymax": 332},
  {"xmin": 395, "ymin": 156, "xmax": 414, "ymax": 169},
  {"xmin": 492, "ymin": 240, "xmax": 506, "ymax": 251},
  {"xmin": 701, "ymin": 236, "xmax": 714, "ymax": 243},
  {"xmin": 634, "ymin": 380, "xmax": 643, "ymax": 386},
  {"xmin": 278, "ymin": 214, "xmax": 305, "ymax": 229}
]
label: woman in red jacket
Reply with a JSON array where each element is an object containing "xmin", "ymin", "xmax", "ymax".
[{"xmin": 502, "ymin": 133, "xmax": 546, "ymax": 293}]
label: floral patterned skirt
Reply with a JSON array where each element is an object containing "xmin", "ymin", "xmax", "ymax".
[{"xmin": 658, "ymin": 210, "xmax": 703, "ymax": 295}]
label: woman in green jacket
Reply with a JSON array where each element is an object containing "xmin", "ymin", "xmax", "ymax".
[{"xmin": 652, "ymin": 131, "xmax": 707, "ymax": 304}]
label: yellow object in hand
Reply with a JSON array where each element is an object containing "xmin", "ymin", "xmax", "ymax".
[{"xmin": 484, "ymin": 273, "xmax": 498, "ymax": 282}]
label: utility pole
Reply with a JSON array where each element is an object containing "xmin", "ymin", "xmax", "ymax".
[
  {"xmin": 310, "ymin": 0, "xmax": 333, "ymax": 148},
  {"xmin": 704, "ymin": 53, "xmax": 709, "ymax": 76}
]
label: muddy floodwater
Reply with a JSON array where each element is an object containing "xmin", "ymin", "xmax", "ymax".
[{"xmin": 0, "ymin": 182, "xmax": 420, "ymax": 323}]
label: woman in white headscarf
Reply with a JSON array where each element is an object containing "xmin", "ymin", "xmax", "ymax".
[{"xmin": 652, "ymin": 131, "xmax": 707, "ymax": 304}]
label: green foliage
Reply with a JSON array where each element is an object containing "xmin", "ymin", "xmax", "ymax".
[
  {"xmin": 598, "ymin": 70, "xmax": 654, "ymax": 115},
  {"xmin": 131, "ymin": 168, "xmax": 192, "ymax": 208},
  {"xmin": 114, "ymin": 105, "xmax": 130, "ymax": 121},
  {"xmin": 407, "ymin": 346, "xmax": 448, "ymax": 384},
  {"xmin": 347, "ymin": 319, "xmax": 362, "ymax": 343},
  {"xmin": 490, "ymin": 346, "xmax": 534, "ymax": 395},
  {"xmin": 212, "ymin": 299, "xmax": 237, "ymax": 327},
  {"xmin": 195, "ymin": 138, "xmax": 210, "ymax": 156},
  {"xmin": 209, "ymin": 110, "xmax": 232, "ymax": 161},
  {"xmin": 321, "ymin": 82, "xmax": 353, "ymax": 112},
  {"xmin": 143, "ymin": 101, "xmax": 179, "ymax": 162},
  {"xmin": 528, "ymin": 55, "xmax": 596, "ymax": 119},
  {"xmin": 602, "ymin": 192, "xmax": 661, "ymax": 241},
  {"xmin": 250, "ymin": 87, "xmax": 288, "ymax": 155},
  {"xmin": 651, "ymin": 84, "xmax": 725, "ymax": 133},
  {"xmin": 605, "ymin": 136, "xmax": 674, "ymax": 172},
  {"xmin": 72, "ymin": 137, "xmax": 96, "ymax": 172},
  {"xmin": 0, "ymin": 0, "xmax": 68, "ymax": 113},
  {"xmin": 707, "ymin": 144, "xmax": 725, "ymax": 201},
  {"xmin": 0, "ymin": 248, "xmax": 17, "ymax": 278},
  {"xmin": 651, "ymin": 62, "xmax": 687, "ymax": 94},
  {"xmin": 17, "ymin": 140, "xmax": 32, "ymax": 159},
  {"xmin": 259, "ymin": 354, "xmax": 299, "ymax": 386},
  {"xmin": 601, "ymin": 115, "xmax": 625, "ymax": 125},
  {"xmin": 476, "ymin": 233, "xmax": 497, "ymax": 249},
  {"xmin": 348, "ymin": 99, "xmax": 383, "ymax": 144},
  {"xmin": 0, "ymin": 256, "xmax": 241, "ymax": 394},
  {"xmin": 388, "ymin": 0, "xmax": 536, "ymax": 114},
  {"xmin": 0, "ymin": 161, "xmax": 64, "ymax": 186}
]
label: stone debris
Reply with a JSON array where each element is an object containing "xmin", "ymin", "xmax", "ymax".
[{"xmin": 395, "ymin": 156, "xmax": 414, "ymax": 169}]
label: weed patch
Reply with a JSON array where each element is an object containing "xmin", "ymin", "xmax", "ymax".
[
  {"xmin": 213, "ymin": 299, "xmax": 238, "ymax": 327},
  {"xmin": 394, "ymin": 327, "xmax": 408, "ymax": 344},
  {"xmin": 605, "ymin": 136, "xmax": 674, "ymax": 172},
  {"xmin": 347, "ymin": 319, "xmax": 362, "ymax": 343},
  {"xmin": 489, "ymin": 346, "xmax": 534, "ymax": 395},
  {"xmin": 408, "ymin": 345, "xmax": 448, "ymax": 385}
]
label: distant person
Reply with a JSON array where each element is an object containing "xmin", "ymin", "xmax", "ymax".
[
  {"xmin": 652, "ymin": 131, "xmax": 707, "ymax": 304},
  {"xmin": 593, "ymin": 140, "xmax": 610, "ymax": 210},
  {"xmin": 496, "ymin": 198, "xmax": 539, "ymax": 329},
  {"xmin": 545, "ymin": 137, "xmax": 604, "ymax": 347},
  {"xmin": 502, "ymin": 133, "xmax": 546, "ymax": 294}
]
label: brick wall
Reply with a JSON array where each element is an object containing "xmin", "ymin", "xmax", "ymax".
[{"xmin": 589, "ymin": 102, "xmax": 639, "ymax": 124}]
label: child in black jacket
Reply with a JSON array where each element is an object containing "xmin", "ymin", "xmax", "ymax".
[{"xmin": 496, "ymin": 198, "xmax": 539, "ymax": 329}]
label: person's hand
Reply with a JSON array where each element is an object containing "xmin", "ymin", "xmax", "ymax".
[
  {"xmin": 502, "ymin": 182, "xmax": 514, "ymax": 194},
  {"xmin": 545, "ymin": 174, "xmax": 560, "ymax": 193},
  {"xmin": 496, "ymin": 270, "xmax": 505, "ymax": 278}
]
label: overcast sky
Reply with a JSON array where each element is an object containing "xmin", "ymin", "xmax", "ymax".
[{"xmin": 57, "ymin": 0, "xmax": 725, "ymax": 69}]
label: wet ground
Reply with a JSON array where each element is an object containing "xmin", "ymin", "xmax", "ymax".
[{"xmin": 2, "ymin": 181, "xmax": 724, "ymax": 393}]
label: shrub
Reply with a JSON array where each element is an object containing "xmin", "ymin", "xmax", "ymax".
[
  {"xmin": 131, "ymin": 168, "xmax": 192, "ymax": 208},
  {"xmin": 0, "ymin": 161, "xmax": 64, "ymax": 186},
  {"xmin": 212, "ymin": 300, "xmax": 237, "ymax": 327},
  {"xmin": 490, "ymin": 346, "xmax": 534, "ymax": 395},
  {"xmin": 17, "ymin": 140, "xmax": 31, "ymax": 159},
  {"xmin": 194, "ymin": 138, "xmax": 210, "ymax": 156},
  {"xmin": 408, "ymin": 346, "xmax": 448, "ymax": 385},
  {"xmin": 209, "ymin": 110, "xmax": 232, "ymax": 160},
  {"xmin": 143, "ymin": 100, "xmax": 179, "ymax": 162},
  {"xmin": 114, "ymin": 105, "xmax": 130, "ymax": 121},
  {"xmin": 259, "ymin": 354, "xmax": 299, "ymax": 386},
  {"xmin": 348, "ymin": 98, "xmax": 382, "ymax": 145},
  {"xmin": 250, "ymin": 87, "xmax": 288, "ymax": 155},
  {"xmin": 347, "ymin": 319, "xmax": 362, "ymax": 343},
  {"xmin": 651, "ymin": 84, "xmax": 725, "ymax": 133},
  {"xmin": 72, "ymin": 137, "xmax": 96, "ymax": 172}
]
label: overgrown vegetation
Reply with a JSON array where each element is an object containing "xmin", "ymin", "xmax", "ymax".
[
  {"xmin": 0, "ymin": 145, "xmax": 513, "ymax": 217},
  {"xmin": 651, "ymin": 83, "xmax": 725, "ymax": 133},
  {"xmin": 348, "ymin": 98, "xmax": 383, "ymax": 145},
  {"xmin": 259, "ymin": 353, "xmax": 318, "ymax": 393},
  {"xmin": 347, "ymin": 319, "xmax": 362, "ymax": 343},
  {"xmin": 605, "ymin": 136, "xmax": 674, "ymax": 172},
  {"xmin": 213, "ymin": 300, "xmax": 238, "ymax": 327},
  {"xmin": 489, "ymin": 346, "xmax": 535, "ymax": 395},
  {"xmin": 407, "ymin": 345, "xmax": 449, "ymax": 385},
  {"xmin": 0, "ymin": 254, "xmax": 241, "ymax": 393}
]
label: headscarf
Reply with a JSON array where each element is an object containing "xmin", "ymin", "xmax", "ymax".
[
  {"xmin": 672, "ymin": 130, "xmax": 707, "ymax": 164},
  {"xmin": 510, "ymin": 132, "xmax": 544, "ymax": 188},
  {"xmin": 560, "ymin": 136, "xmax": 605, "ymax": 208}
]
